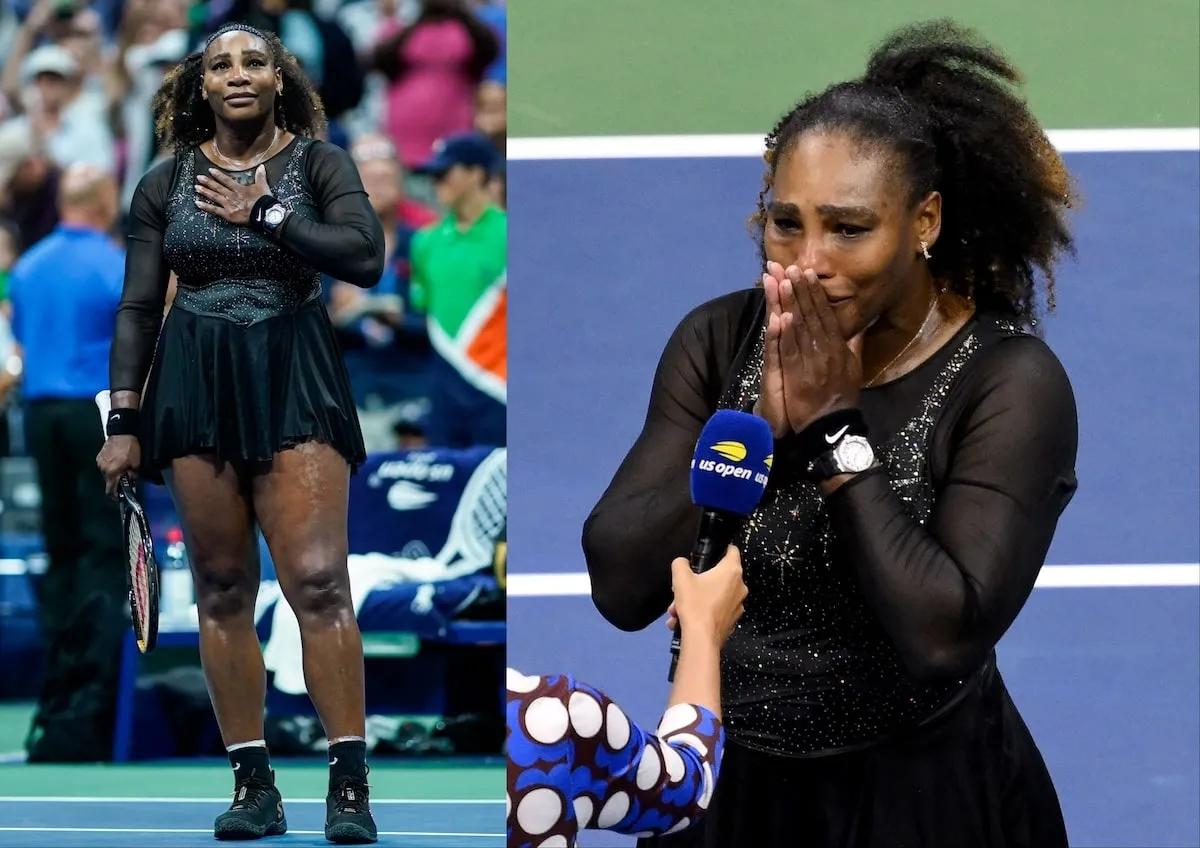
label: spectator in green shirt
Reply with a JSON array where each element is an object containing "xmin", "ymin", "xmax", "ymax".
[{"xmin": 411, "ymin": 131, "xmax": 506, "ymax": 448}]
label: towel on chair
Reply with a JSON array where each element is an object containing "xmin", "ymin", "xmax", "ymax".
[{"xmin": 260, "ymin": 554, "xmax": 457, "ymax": 696}]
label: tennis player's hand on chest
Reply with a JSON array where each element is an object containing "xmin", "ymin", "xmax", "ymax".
[{"xmin": 194, "ymin": 164, "xmax": 272, "ymax": 226}]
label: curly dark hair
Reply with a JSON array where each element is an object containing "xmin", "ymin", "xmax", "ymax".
[
  {"xmin": 751, "ymin": 19, "xmax": 1077, "ymax": 326},
  {"xmin": 151, "ymin": 24, "xmax": 326, "ymax": 153}
]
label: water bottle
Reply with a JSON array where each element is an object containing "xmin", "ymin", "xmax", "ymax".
[{"xmin": 159, "ymin": 526, "xmax": 194, "ymax": 624}]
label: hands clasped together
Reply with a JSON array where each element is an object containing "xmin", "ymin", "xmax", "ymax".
[{"xmin": 758, "ymin": 262, "xmax": 864, "ymax": 439}]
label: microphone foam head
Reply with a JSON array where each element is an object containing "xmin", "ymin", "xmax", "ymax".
[{"xmin": 689, "ymin": 409, "xmax": 774, "ymax": 516}]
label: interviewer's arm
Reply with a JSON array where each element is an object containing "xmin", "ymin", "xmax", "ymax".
[
  {"xmin": 506, "ymin": 671, "xmax": 723, "ymax": 841},
  {"xmin": 669, "ymin": 624, "xmax": 723, "ymax": 718}
]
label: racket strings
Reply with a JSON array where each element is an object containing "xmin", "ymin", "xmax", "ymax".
[
  {"xmin": 471, "ymin": 464, "xmax": 507, "ymax": 542},
  {"xmin": 127, "ymin": 516, "xmax": 151, "ymax": 640},
  {"xmin": 438, "ymin": 450, "xmax": 507, "ymax": 571},
  {"xmin": 462, "ymin": 462, "xmax": 506, "ymax": 565}
]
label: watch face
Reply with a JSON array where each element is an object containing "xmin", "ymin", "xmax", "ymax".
[
  {"xmin": 264, "ymin": 206, "xmax": 285, "ymax": 226},
  {"xmin": 835, "ymin": 436, "xmax": 875, "ymax": 473}
]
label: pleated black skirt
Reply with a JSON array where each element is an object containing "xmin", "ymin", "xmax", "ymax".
[
  {"xmin": 639, "ymin": 660, "xmax": 1068, "ymax": 848},
  {"xmin": 137, "ymin": 297, "xmax": 367, "ymax": 484}
]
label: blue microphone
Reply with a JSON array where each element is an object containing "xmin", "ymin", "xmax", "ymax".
[{"xmin": 668, "ymin": 409, "xmax": 774, "ymax": 682}]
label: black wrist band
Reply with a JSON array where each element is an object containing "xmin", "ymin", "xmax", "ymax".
[
  {"xmin": 777, "ymin": 408, "xmax": 869, "ymax": 468},
  {"xmin": 249, "ymin": 195, "xmax": 278, "ymax": 233},
  {"xmin": 106, "ymin": 408, "xmax": 140, "ymax": 437}
]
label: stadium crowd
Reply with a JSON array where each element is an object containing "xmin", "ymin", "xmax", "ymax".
[
  {"xmin": 0, "ymin": 0, "xmax": 506, "ymax": 762},
  {"xmin": 0, "ymin": 0, "xmax": 507, "ymax": 452}
]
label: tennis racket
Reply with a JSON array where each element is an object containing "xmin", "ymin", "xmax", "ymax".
[
  {"xmin": 96, "ymin": 391, "xmax": 160, "ymax": 653},
  {"xmin": 436, "ymin": 447, "xmax": 506, "ymax": 577}
]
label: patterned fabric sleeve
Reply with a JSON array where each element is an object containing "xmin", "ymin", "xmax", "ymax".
[{"xmin": 507, "ymin": 667, "xmax": 724, "ymax": 848}]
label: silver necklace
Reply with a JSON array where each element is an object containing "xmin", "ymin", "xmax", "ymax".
[
  {"xmin": 212, "ymin": 125, "xmax": 280, "ymax": 172},
  {"xmin": 863, "ymin": 293, "xmax": 940, "ymax": 388}
]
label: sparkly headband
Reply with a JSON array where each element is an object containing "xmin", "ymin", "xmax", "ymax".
[{"xmin": 204, "ymin": 23, "xmax": 272, "ymax": 52}]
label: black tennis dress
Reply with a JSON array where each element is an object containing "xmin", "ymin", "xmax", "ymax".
[
  {"xmin": 110, "ymin": 135, "xmax": 384, "ymax": 484},
  {"xmin": 583, "ymin": 288, "xmax": 1079, "ymax": 848}
]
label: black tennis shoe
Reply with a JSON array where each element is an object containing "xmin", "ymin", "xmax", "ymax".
[
  {"xmin": 325, "ymin": 772, "xmax": 378, "ymax": 844},
  {"xmin": 214, "ymin": 769, "xmax": 287, "ymax": 840}
]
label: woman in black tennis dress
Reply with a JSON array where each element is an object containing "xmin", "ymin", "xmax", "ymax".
[
  {"xmin": 97, "ymin": 24, "xmax": 383, "ymax": 844},
  {"xmin": 583, "ymin": 20, "xmax": 1079, "ymax": 848}
]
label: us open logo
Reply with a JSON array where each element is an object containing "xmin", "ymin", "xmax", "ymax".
[
  {"xmin": 711, "ymin": 440, "xmax": 747, "ymax": 462},
  {"xmin": 690, "ymin": 440, "xmax": 770, "ymax": 487},
  {"xmin": 696, "ymin": 458, "xmax": 754, "ymax": 480}
]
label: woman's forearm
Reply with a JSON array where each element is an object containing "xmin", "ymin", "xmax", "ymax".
[{"xmin": 668, "ymin": 623, "xmax": 724, "ymax": 720}]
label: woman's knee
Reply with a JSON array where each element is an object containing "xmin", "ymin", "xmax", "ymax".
[
  {"xmin": 192, "ymin": 558, "xmax": 257, "ymax": 622},
  {"xmin": 166, "ymin": 456, "xmax": 258, "ymax": 624},
  {"xmin": 282, "ymin": 556, "xmax": 352, "ymax": 622}
]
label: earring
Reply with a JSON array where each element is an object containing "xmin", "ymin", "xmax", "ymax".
[{"xmin": 921, "ymin": 240, "xmax": 932, "ymax": 260}]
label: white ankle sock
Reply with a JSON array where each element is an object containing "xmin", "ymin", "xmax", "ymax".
[
  {"xmin": 226, "ymin": 739, "xmax": 267, "ymax": 752},
  {"xmin": 327, "ymin": 736, "xmax": 365, "ymax": 747}
]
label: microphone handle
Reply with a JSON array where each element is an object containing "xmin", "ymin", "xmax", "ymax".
[{"xmin": 668, "ymin": 508, "xmax": 737, "ymax": 682}]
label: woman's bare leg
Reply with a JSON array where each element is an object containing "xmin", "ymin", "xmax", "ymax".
[
  {"xmin": 165, "ymin": 456, "xmax": 264, "ymax": 745},
  {"xmin": 167, "ymin": 456, "xmax": 286, "ymax": 839},
  {"xmin": 251, "ymin": 441, "xmax": 364, "ymax": 740},
  {"xmin": 252, "ymin": 441, "xmax": 375, "ymax": 841}
]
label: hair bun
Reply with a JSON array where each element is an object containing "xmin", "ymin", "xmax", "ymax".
[{"xmin": 862, "ymin": 19, "xmax": 1022, "ymax": 107}]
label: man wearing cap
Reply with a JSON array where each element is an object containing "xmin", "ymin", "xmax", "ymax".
[{"xmin": 410, "ymin": 131, "xmax": 506, "ymax": 448}]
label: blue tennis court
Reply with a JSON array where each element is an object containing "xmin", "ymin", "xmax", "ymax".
[
  {"xmin": 0, "ymin": 799, "xmax": 500, "ymax": 847},
  {"xmin": 0, "ymin": 762, "xmax": 505, "ymax": 847},
  {"xmin": 505, "ymin": 144, "xmax": 1200, "ymax": 847}
]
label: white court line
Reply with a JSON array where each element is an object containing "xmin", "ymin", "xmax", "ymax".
[
  {"xmin": 0, "ymin": 827, "xmax": 501, "ymax": 837},
  {"xmin": 0, "ymin": 796, "xmax": 503, "ymax": 805},
  {"xmin": 507, "ymin": 564, "xmax": 1200, "ymax": 597},
  {"xmin": 507, "ymin": 128, "xmax": 1200, "ymax": 160}
]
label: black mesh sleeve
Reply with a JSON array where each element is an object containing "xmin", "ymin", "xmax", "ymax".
[
  {"xmin": 275, "ymin": 140, "xmax": 386, "ymax": 288},
  {"xmin": 825, "ymin": 336, "xmax": 1079, "ymax": 681},
  {"xmin": 582, "ymin": 291, "xmax": 759, "ymax": 631},
  {"xmin": 109, "ymin": 159, "xmax": 174, "ymax": 394}
]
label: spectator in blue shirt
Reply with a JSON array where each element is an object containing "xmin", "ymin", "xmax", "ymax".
[{"xmin": 8, "ymin": 162, "xmax": 128, "ymax": 762}]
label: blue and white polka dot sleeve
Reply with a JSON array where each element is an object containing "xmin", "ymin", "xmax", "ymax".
[{"xmin": 507, "ymin": 668, "xmax": 724, "ymax": 848}]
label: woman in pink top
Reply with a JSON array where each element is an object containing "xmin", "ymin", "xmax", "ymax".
[{"xmin": 371, "ymin": 0, "xmax": 499, "ymax": 170}]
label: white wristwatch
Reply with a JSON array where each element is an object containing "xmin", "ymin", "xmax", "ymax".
[
  {"xmin": 809, "ymin": 434, "xmax": 876, "ymax": 480},
  {"xmin": 261, "ymin": 203, "xmax": 288, "ymax": 233}
]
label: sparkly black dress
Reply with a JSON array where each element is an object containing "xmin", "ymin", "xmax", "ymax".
[
  {"xmin": 583, "ymin": 289, "xmax": 1078, "ymax": 848},
  {"xmin": 110, "ymin": 136, "xmax": 383, "ymax": 483}
]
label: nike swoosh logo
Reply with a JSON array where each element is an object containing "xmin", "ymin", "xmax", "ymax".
[
  {"xmin": 329, "ymin": 757, "xmax": 338, "ymax": 766},
  {"xmin": 232, "ymin": 763, "xmax": 241, "ymax": 771},
  {"xmin": 826, "ymin": 425, "xmax": 850, "ymax": 444}
]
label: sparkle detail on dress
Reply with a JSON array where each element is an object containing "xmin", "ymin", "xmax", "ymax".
[
  {"xmin": 716, "ymin": 317, "xmax": 1026, "ymax": 757},
  {"xmin": 163, "ymin": 139, "xmax": 322, "ymax": 326}
]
